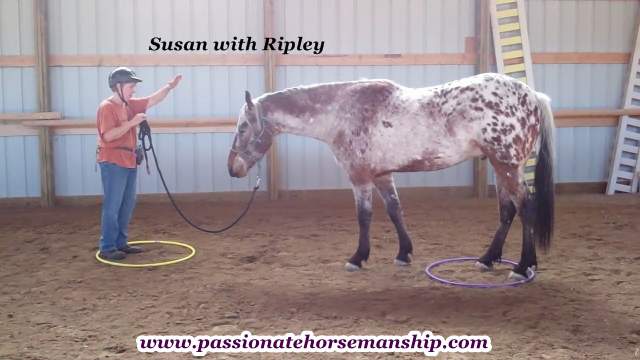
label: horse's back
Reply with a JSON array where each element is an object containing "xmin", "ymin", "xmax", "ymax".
[{"xmin": 377, "ymin": 73, "xmax": 543, "ymax": 171}]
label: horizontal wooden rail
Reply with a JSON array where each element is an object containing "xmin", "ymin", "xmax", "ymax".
[
  {"xmin": 50, "ymin": 54, "xmax": 263, "ymax": 66},
  {"xmin": 0, "ymin": 112, "xmax": 61, "ymax": 121},
  {"xmin": 554, "ymin": 108, "xmax": 640, "ymax": 118},
  {"xmin": 555, "ymin": 117, "xmax": 618, "ymax": 127},
  {"xmin": 0, "ymin": 52, "xmax": 632, "ymax": 67},
  {"xmin": 0, "ymin": 55, "xmax": 35, "ymax": 67},
  {"xmin": 278, "ymin": 53, "xmax": 478, "ymax": 65},
  {"xmin": 2, "ymin": 109, "xmax": 635, "ymax": 132},
  {"xmin": 2, "ymin": 108, "xmax": 637, "ymax": 137},
  {"xmin": 532, "ymin": 52, "xmax": 630, "ymax": 64},
  {"xmin": 20, "ymin": 117, "xmax": 236, "ymax": 128},
  {"xmin": 554, "ymin": 108, "xmax": 640, "ymax": 127}
]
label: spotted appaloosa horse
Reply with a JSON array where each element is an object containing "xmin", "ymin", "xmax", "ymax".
[{"xmin": 228, "ymin": 73, "xmax": 555, "ymax": 279}]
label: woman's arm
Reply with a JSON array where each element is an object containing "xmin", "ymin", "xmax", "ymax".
[
  {"xmin": 146, "ymin": 75, "xmax": 182, "ymax": 109},
  {"xmin": 102, "ymin": 113, "xmax": 147, "ymax": 142}
]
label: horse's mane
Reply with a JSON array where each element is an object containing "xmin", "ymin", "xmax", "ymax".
[{"xmin": 259, "ymin": 79, "xmax": 401, "ymax": 103}]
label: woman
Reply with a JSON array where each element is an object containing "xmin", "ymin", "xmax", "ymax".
[{"xmin": 96, "ymin": 67, "xmax": 182, "ymax": 260}]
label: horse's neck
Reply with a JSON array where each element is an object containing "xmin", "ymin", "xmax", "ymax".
[
  {"xmin": 274, "ymin": 115, "xmax": 336, "ymax": 142},
  {"xmin": 261, "ymin": 96, "xmax": 337, "ymax": 143}
]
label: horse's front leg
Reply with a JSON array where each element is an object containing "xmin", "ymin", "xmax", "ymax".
[
  {"xmin": 345, "ymin": 183, "xmax": 373, "ymax": 271},
  {"xmin": 373, "ymin": 175, "xmax": 413, "ymax": 266}
]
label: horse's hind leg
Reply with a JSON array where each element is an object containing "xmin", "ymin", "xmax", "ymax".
[
  {"xmin": 345, "ymin": 183, "xmax": 373, "ymax": 271},
  {"xmin": 476, "ymin": 182, "xmax": 516, "ymax": 271},
  {"xmin": 492, "ymin": 165, "xmax": 537, "ymax": 279},
  {"xmin": 373, "ymin": 175, "xmax": 413, "ymax": 266},
  {"xmin": 511, "ymin": 188, "xmax": 538, "ymax": 279}
]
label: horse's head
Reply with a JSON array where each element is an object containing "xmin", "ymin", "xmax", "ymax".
[{"xmin": 228, "ymin": 91, "xmax": 273, "ymax": 178}]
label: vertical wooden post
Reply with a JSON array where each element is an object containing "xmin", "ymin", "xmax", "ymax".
[
  {"xmin": 34, "ymin": 0, "xmax": 55, "ymax": 207},
  {"xmin": 263, "ymin": 0, "xmax": 279, "ymax": 200},
  {"xmin": 474, "ymin": 0, "xmax": 491, "ymax": 199}
]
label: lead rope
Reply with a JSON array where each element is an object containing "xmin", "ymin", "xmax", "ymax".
[{"xmin": 137, "ymin": 120, "xmax": 261, "ymax": 234}]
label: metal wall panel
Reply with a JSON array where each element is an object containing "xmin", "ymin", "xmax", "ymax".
[
  {"xmin": 47, "ymin": 64, "xmax": 267, "ymax": 195},
  {"xmin": 48, "ymin": 66, "xmax": 265, "ymax": 118},
  {"xmin": 0, "ymin": 0, "xmax": 39, "ymax": 198},
  {"xmin": 275, "ymin": 0, "xmax": 476, "ymax": 54},
  {"xmin": 46, "ymin": 0, "xmax": 264, "ymax": 55},
  {"xmin": 0, "ymin": 0, "xmax": 34, "ymax": 56},
  {"xmin": 52, "ymin": 133, "xmax": 266, "ymax": 196},
  {"xmin": 39, "ymin": 0, "xmax": 269, "ymax": 196},
  {"xmin": 0, "ymin": 0, "xmax": 37, "ymax": 111},
  {"xmin": 0, "ymin": 67, "xmax": 37, "ymax": 113},
  {"xmin": 0, "ymin": 135, "xmax": 40, "ymax": 198},
  {"xmin": 486, "ymin": 0, "xmax": 639, "ymax": 185},
  {"xmin": 2, "ymin": 0, "xmax": 640, "ymax": 198},
  {"xmin": 527, "ymin": 0, "xmax": 639, "ymax": 53},
  {"xmin": 554, "ymin": 127, "xmax": 617, "ymax": 183},
  {"xmin": 535, "ymin": 64, "xmax": 629, "ymax": 110},
  {"xmin": 510, "ymin": 0, "xmax": 637, "ymax": 110}
]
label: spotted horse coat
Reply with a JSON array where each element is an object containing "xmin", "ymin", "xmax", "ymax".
[{"xmin": 228, "ymin": 73, "xmax": 555, "ymax": 279}]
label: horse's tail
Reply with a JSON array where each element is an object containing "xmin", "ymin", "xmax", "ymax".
[{"xmin": 533, "ymin": 92, "xmax": 555, "ymax": 251}]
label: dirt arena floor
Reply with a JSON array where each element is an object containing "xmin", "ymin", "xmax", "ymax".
[{"xmin": 1, "ymin": 192, "xmax": 639, "ymax": 359}]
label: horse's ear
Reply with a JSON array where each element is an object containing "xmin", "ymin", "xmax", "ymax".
[{"xmin": 245, "ymin": 90, "xmax": 254, "ymax": 110}]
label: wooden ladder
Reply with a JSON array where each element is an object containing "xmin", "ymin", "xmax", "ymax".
[
  {"xmin": 489, "ymin": 0, "xmax": 537, "ymax": 192},
  {"xmin": 606, "ymin": 18, "xmax": 640, "ymax": 195}
]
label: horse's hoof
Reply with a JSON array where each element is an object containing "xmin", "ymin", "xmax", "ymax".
[
  {"xmin": 394, "ymin": 258, "xmax": 411, "ymax": 267},
  {"xmin": 507, "ymin": 271, "xmax": 527, "ymax": 281},
  {"xmin": 475, "ymin": 261, "xmax": 493, "ymax": 272},
  {"xmin": 345, "ymin": 262, "xmax": 362, "ymax": 272},
  {"xmin": 529, "ymin": 265, "xmax": 537, "ymax": 272},
  {"xmin": 394, "ymin": 253, "xmax": 412, "ymax": 267}
]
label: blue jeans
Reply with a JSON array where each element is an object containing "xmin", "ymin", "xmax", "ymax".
[{"xmin": 99, "ymin": 162, "xmax": 137, "ymax": 252}]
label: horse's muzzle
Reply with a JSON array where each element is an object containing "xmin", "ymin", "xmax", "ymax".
[{"xmin": 228, "ymin": 152, "xmax": 248, "ymax": 178}]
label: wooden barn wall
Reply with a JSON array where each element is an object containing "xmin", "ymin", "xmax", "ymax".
[
  {"xmin": 0, "ymin": 0, "xmax": 639, "ymax": 197},
  {"xmin": 488, "ymin": 0, "xmax": 639, "ymax": 185},
  {"xmin": 47, "ymin": 0, "xmax": 267, "ymax": 196},
  {"xmin": 0, "ymin": 0, "xmax": 40, "ymax": 198}
]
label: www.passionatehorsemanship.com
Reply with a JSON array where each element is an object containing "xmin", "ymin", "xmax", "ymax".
[{"xmin": 148, "ymin": 36, "xmax": 325, "ymax": 55}]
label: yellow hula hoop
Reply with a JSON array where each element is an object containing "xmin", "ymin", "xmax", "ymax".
[{"xmin": 95, "ymin": 240, "xmax": 196, "ymax": 268}]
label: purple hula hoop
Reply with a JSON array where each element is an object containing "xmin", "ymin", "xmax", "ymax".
[{"xmin": 425, "ymin": 256, "xmax": 535, "ymax": 288}]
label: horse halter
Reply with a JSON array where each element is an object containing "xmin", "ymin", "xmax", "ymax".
[
  {"xmin": 230, "ymin": 101, "xmax": 269, "ymax": 158},
  {"xmin": 229, "ymin": 101, "xmax": 267, "ymax": 188}
]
